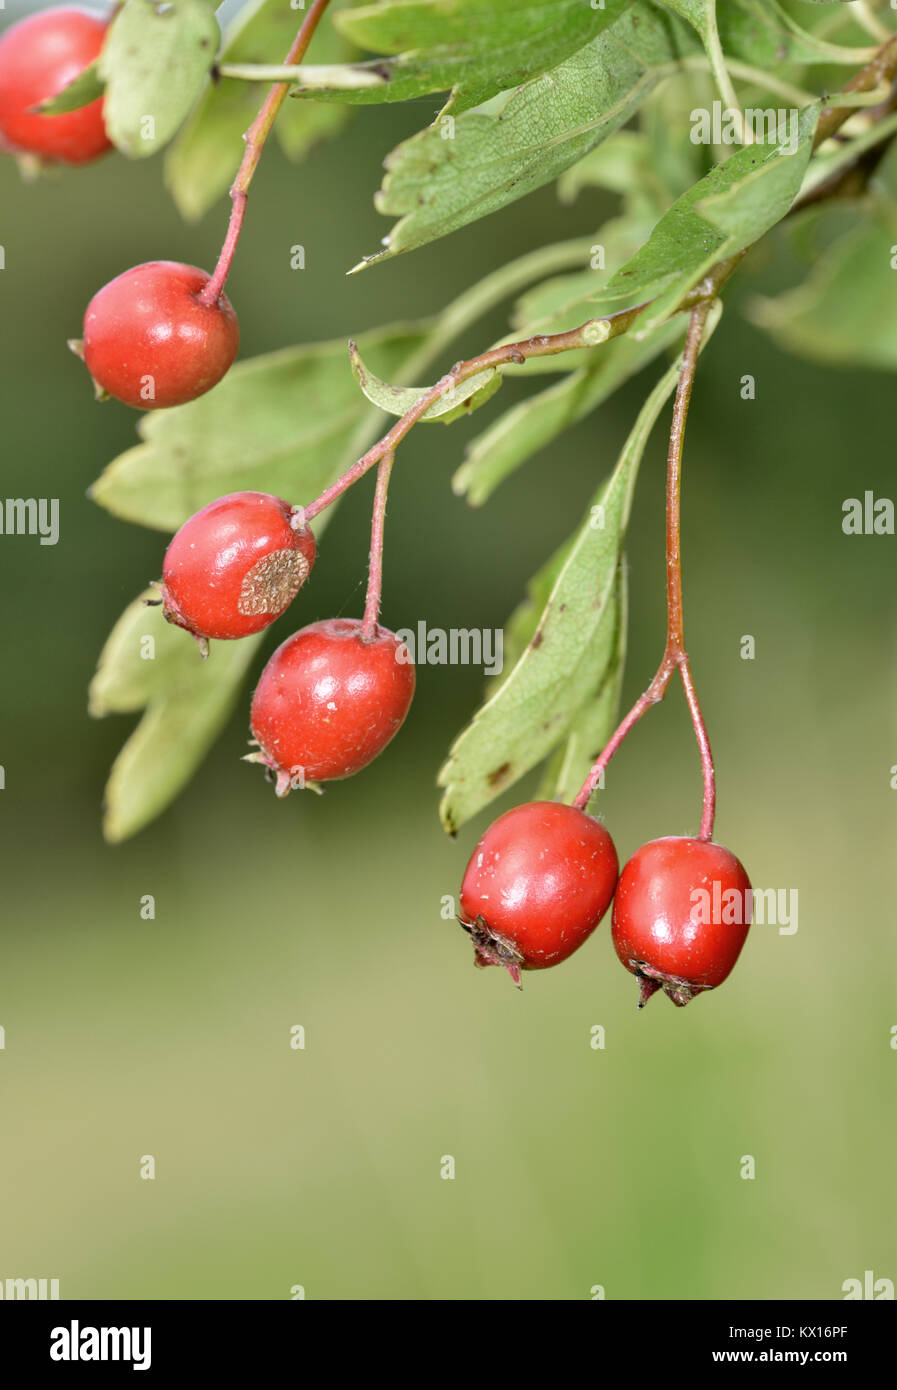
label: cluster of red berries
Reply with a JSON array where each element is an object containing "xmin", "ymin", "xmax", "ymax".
[
  {"xmin": 460, "ymin": 803, "xmax": 750, "ymax": 1007},
  {"xmin": 156, "ymin": 489, "xmax": 416, "ymax": 794},
  {"xmin": 157, "ymin": 491, "xmax": 749, "ymax": 1009}
]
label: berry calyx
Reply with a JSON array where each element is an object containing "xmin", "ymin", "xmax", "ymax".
[
  {"xmin": 611, "ymin": 836, "xmax": 751, "ymax": 1008},
  {"xmin": 248, "ymin": 618, "xmax": 415, "ymax": 793},
  {"xmin": 0, "ymin": 7, "xmax": 113, "ymax": 166},
  {"xmin": 158, "ymin": 492, "xmax": 316, "ymax": 650},
  {"xmin": 78, "ymin": 261, "xmax": 239, "ymax": 409},
  {"xmin": 458, "ymin": 801, "xmax": 619, "ymax": 987}
]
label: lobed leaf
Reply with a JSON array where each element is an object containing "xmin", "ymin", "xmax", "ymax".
[
  {"xmin": 359, "ymin": 2, "xmax": 701, "ymax": 265},
  {"xmin": 290, "ymin": 0, "xmax": 631, "ymax": 115}
]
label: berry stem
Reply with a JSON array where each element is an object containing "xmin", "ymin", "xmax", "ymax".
[
  {"xmin": 198, "ymin": 0, "xmax": 333, "ymax": 308},
  {"xmin": 361, "ymin": 450, "xmax": 394, "ymax": 640},
  {"xmin": 572, "ymin": 303, "xmax": 716, "ymax": 840}
]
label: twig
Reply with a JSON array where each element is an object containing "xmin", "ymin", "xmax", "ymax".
[{"xmin": 199, "ymin": 0, "xmax": 333, "ymax": 307}]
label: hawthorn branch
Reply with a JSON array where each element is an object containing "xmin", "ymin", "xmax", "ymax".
[{"xmin": 302, "ymin": 305, "xmax": 647, "ymax": 521}]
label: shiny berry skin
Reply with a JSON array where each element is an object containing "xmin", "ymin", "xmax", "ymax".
[
  {"xmin": 248, "ymin": 618, "xmax": 415, "ymax": 794},
  {"xmin": 0, "ymin": 7, "xmax": 112, "ymax": 165},
  {"xmin": 158, "ymin": 492, "xmax": 315, "ymax": 649},
  {"xmin": 612, "ymin": 836, "xmax": 751, "ymax": 1008},
  {"xmin": 458, "ymin": 801, "xmax": 619, "ymax": 987},
  {"xmin": 80, "ymin": 261, "xmax": 239, "ymax": 409}
]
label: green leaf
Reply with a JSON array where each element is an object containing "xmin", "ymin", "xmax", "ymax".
[
  {"xmin": 437, "ymin": 350, "xmax": 688, "ymax": 834},
  {"xmin": 290, "ymin": 0, "xmax": 631, "ymax": 115},
  {"xmin": 89, "ymin": 591, "xmax": 261, "ymax": 843},
  {"xmin": 481, "ymin": 523, "xmax": 628, "ymax": 807},
  {"xmin": 90, "ymin": 323, "xmax": 432, "ymax": 532},
  {"xmin": 166, "ymin": 0, "xmax": 356, "ymax": 220},
  {"xmin": 749, "ymin": 203, "xmax": 897, "ymax": 369},
  {"xmin": 574, "ymin": 101, "xmax": 821, "ymax": 334},
  {"xmin": 453, "ymin": 313, "xmax": 686, "ymax": 506},
  {"xmin": 99, "ymin": 0, "xmax": 219, "ymax": 159},
  {"xmin": 349, "ymin": 340, "xmax": 501, "ymax": 423},
  {"xmin": 360, "ymin": 2, "xmax": 700, "ymax": 266},
  {"xmin": 37, "ymin": 60, "xmax": 104, "ymax": 114}
]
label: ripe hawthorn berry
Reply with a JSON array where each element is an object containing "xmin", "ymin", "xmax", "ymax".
[
  {"xmin": 157, "ymin": 492, "xmax": 316, "ymax": 650},
  {"xmin": 0, "ymin": 7, "xmax": 112, "ymax": 166},
  {"xmin": 78, "ymin": 261, "xmax": 239, "ymax": 409},
  {"xmin": 248, "ymin": 618, "xmax": 415, "ymax": 794},
  {"xmin": 458, "ymin": 800, "xmax": 619, "ymax": 987},
  {"xmin": 611, "ymin": 836, "xmax": 751, "ymax": 1008}
]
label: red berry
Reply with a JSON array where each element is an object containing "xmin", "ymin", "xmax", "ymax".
[
  {"xmin": 80, "ymin": 261, "xmax": 239, "ymax": 409},
  {"xmin": 458, "ymin": 801, "xmax": 619, "ymax": 987},
  {"xmin": 249, "ymin": 618, "xmax": 415, "ymax": 793},
  {"xmin": 611, "ymin": 836, "xmax": 751, "ymax": 1008},
  {"xmin": 0, "ymin": 7, "xmax": 112, "ymax": 165},
  {"xmin": 158, "ymin": 492, "xmax": 316, "ymax": 649}
]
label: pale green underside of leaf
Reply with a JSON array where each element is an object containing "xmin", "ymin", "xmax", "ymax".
[
  {"xmin": 350, "ymin": 340, "xmax": 500, "ymax": 422},
  {"xmin": 165, "ymin": 0, "xmax": 355, "ymax": 221},
  {"xmin": 749, "ymin": 205, "xmax": 897, "ymax": 368},
  {"xmin": 291, "ymin": 0, "xmax": 630, "ymax": 115},
  {"xmin": 438, "ymin": 354, "xmax": 681, "ymax": 834},
  {"xmin": 99, "ymin": 0, "xmax": 219, "ymax": 159},
  {"xmin": 37, "ymin": 60, "xmax": 104, "ymax": 114},
  {"xmin": 362, "ymin": 3, "xmax": 701, "ymax": 264},
  {"xmin": 90, "ymin": 592, "xmax": 261, "ymax": 843},
  {"xmin": 90, "ymin": 323, "xmax": 432, "ymax": 533}
]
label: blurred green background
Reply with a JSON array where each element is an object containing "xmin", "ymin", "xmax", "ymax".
[{"xmin": 1, "ymin": 3, "xmax": 895, "ymax": 1302}]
